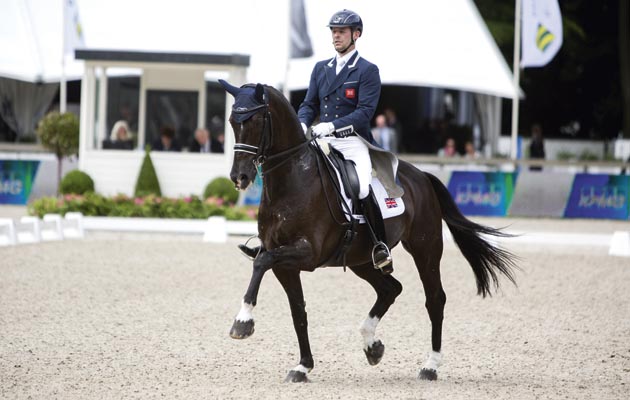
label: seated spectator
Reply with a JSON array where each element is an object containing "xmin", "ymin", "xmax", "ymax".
[
  {"xmin": 152, "ymin": 125, "xmax": 181, "ymax": 152},
  {"xmin": 103, "ymin": 120, "xmax": 133, "ymax": 150},
  {"xmin": 464, "ymin": 140, "xmax": 481, "ymax": 159},
  {"xmin": 210, "ymin": 132, "xmax": 225, "ymax": 153},
  {"xmin": 437, "ymin": 137, "xmax": 459, "ymax": 157},
  {"xmin": 190, "ymin": 127, "xmax": 211, "ymax": 153}
]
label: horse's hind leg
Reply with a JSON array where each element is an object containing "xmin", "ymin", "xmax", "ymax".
[
  {"xmin": 349, "ymin": 264, "xmax": 403, "ymax": 366},
  {"xmin": 272, "ymin": 267, "xmax": 314, "ymax": 383},
  {"xmin": 402, "ymin": 239, "xmax": 446, "ymax": 381}
]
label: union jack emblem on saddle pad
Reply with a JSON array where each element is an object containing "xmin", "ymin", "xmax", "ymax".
[{"xmin": 384, "ymin": 198, "xmax": 398, "ymax": 209}]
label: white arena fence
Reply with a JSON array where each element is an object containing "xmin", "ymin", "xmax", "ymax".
[{"xmin": 0, "ymin": 212, "xmax": 628, "ymax": 257}]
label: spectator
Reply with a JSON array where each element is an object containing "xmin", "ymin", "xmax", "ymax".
[
  {"xmin": 437, "ymin": 137, "xmax": 459, "ymax": 158},
  {"xmin": 383, "ymin": 107, "xmax": 401, "ymax": 153},
  {"xmin": 529, "ymin": 123, "xmax": 545, "ymax": 171},
  {"xmin": 464, "ymin": 140, "xmax": 480, "ymax": 159},
  {"xmin": 371, "ymin": 114, "xmax": 396, "ymax": 152},
  {"xmin": 211, "ymin": 132, "xmax": 225, "ymax": 153},
  {"xmin": 152, "ymin": 125, "xmax": 181, "ymax": 152},
  {"xmin": 103, "ymin": 120, "xmax": 133, "ymax": 150},
  {"xmin": 190, "ymin": 127, "xmax": 211, "ymax": 153}
]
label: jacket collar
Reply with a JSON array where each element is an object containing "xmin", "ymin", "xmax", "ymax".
[{"xmin": 325, "ymin": 51, "xmax": 361, "ymax": 95}]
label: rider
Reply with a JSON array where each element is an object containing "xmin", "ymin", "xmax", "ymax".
[{"xmin": 239, "ymin": 9, "xmax": 393, "ymax": 274}]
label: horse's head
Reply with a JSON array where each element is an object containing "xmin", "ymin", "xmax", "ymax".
[
  {"xmin": 220, "ymin": 79, "xmax": 305, "ymax": 190},
  {"xmin": 220, "ymin": 79, "xmax": 270, "ymax": 190}
]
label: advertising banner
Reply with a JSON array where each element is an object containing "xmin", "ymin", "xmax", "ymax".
[
  {"xmin": 564, "ymin": 174, "xmax": 629, "ymax": 220},
  {"xmin": 447, "ymin": 171, "xmax": 517, "ymax": 216},
  {"xmin": 0, "ymin": 160, "xmax": 40, "ymax": 205}
]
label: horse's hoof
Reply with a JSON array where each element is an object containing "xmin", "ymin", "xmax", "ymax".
[
  {"xmin": 364, "ymin": 340, "xmax": 385, "ymax": 365},
  {"xmin": 229, "ymin": 319, "xmax": 255, "ymax": 339},
  {"xmin": 284, "ymin": 370, "xmax": 309, "ymax": 383},
  {"xmin": 418, "ymin": 368, "xmax": 438, "ymax": 381}
]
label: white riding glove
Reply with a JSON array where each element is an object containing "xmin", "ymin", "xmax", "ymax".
[
  {"xmin": 311, "ymin": 122, "xmax": 335, "ymax": 138},
  {"xmin": 300, "ymin": 123, "xmax": 308, "ymax": 135}
]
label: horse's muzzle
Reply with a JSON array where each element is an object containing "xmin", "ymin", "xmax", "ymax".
[{"xmin": 232, "ymin": 173, "xmax": 252, "ymax": 191}]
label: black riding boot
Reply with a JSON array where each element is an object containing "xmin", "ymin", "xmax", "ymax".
[
  {"xmin": 360, "ymin": 188, "xmax": 393, "ymax": 274},
  {"xmin": 238, "ymin": 244, "xmax": 261, "ymax": 260}
]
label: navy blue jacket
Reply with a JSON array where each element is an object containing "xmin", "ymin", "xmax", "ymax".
[{"xmin": 298, "ymin": 52, "xmax": 381, "ymax": 144}]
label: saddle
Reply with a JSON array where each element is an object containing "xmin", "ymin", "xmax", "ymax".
[{"xmin": 326, "ymin": 146, "xmax": 361, "ymax": 212}]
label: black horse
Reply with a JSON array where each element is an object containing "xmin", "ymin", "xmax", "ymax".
[{"xmin": 220, "ymin": 80, "xmax": 517, "ymax": 383}]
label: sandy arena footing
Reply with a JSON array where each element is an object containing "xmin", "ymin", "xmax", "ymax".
[{"xmin": 1, "ymin": 214, "xmax": 629, "ymax": 399}]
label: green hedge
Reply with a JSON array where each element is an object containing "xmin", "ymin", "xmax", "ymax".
[
  {"xmin": 28, "ymin": 193, "xmax": 257, "ymax": 220},
  {"xmin": 203, "ymin": 177, "xmax": 239, "ymax": 203},
  {"xmin": 60, "ymin": 170, "xmax": 95, "ymax": 195}
]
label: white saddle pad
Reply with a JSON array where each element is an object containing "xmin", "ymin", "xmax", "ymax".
[{"xmin": 328, "ymin": 158, "xmax": 405, "ymax": 223}]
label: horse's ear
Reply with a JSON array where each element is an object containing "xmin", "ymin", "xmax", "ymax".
[
  {"xmin": 219, "ymin": 79, "xmax": 240, "ymax": 97},
  {"xmin": 255, "ymin": 83, "xmax": 265, "ymax": 103}
]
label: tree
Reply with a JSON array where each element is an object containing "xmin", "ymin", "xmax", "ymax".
[{"xmin": 36, "ymin": 112, "xmax": 80, "ymax": 194}]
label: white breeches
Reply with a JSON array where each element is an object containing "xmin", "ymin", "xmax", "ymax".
[{"xmin": 322, "ymin": 135, "xmax": 372, "ymax": 199}]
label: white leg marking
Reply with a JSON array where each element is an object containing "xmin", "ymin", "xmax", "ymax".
[
  {"xmin": 423, "ymin": 350, "xmax": 443, "ymax": 371},
  {"xmin": 235, "ymin": 300, "xmax": 254, "ymax": 322},
  {"xmin": 359, "ymin": 316, "xmax": 380, "ymax": 349},
  {"xmin": 291, "ymin": 364, "xmax": 310, "ymax": 373}
]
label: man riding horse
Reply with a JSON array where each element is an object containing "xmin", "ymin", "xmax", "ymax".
[{"xmin": 240, "ymin": 9, "xmax": 393, "ymax": 273}]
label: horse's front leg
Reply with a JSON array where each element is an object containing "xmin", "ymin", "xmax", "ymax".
[
  {"xmin": 229, "ymin": 238, "xmax": 314, "ymax": 341},
  {"xmin": 229, "ymin": 254, "xmax": 268, "ymax": 339},
  {"xmin": 272, "ymin": 267, "xmax": 313, "ymax": 383}
]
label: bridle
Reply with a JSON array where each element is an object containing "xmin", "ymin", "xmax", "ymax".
[{"xmin": 231, "ymin": 87, "xmax": 315, "ymax": 178}]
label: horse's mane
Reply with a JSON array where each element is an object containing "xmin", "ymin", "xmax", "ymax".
[{"xmin": 264, "ymin": 85, "xmax": 301, "ymax": 127}]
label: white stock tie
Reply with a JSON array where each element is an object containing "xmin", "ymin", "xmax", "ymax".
[{"xmin": 336, "ymin": 59, "xmax": 345, "ymax": 75}]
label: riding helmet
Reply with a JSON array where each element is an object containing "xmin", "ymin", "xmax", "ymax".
[{"xmin": 327, "ymin": 9, "xmax": 363, "ymax": 36}]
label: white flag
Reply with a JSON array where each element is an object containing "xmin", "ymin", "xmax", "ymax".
[
  {"xmin": 64, "ymin": 0, "xmax": 85, "ymax": 56},
  {"xmin": 521, "ymin": 0, "xmax": 563, "ymax": 68}
]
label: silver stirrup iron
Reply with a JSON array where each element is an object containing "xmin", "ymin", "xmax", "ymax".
[
  {"xmin": 372, "ymin": 241, "xmax": 392, "ymax": 270},
  {"xmin": 240, "ymin": 235, "xmax": 262, "ymax": 261}
]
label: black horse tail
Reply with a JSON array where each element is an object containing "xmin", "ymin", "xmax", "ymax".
[{"xmin": 425, "ymin": 172, "xmax": 518, "ymax": 297}]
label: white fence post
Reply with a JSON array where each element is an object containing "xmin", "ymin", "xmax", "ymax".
[
  {"xmin": 609, "ymin": 231, "xmax": 630, "ymax": 257},
  {"xmin": 17, "ymin": 216, "xmax": 41, "ymax": 244},
  {"xmin": 42, "ymin": 214, "xmax": 64, "ymax": 241},
  {"xmin": 203, "ymin": 216, "xmax": 228, "ymax": 243},
  {"xmin": 0, "ymin": 218, "xmax": 17, "ymax": 246},
  {"xmin": 64, "ymin": 212, "xmax": 85, "ymax": 239}
]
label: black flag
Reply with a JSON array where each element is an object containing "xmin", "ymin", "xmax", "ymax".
[{"xmin": 290, "ymin": 0, "xmax": 313, "ymax": 58}]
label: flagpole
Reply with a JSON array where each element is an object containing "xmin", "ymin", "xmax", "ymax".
[
  {"xmin": 283, "ymin": 0, "xmax": 291, "ymax": 100},
  {"xmin": 60, "ymin": 0, "xmax": 67, "ymax": 114},
  {"xmin": 510, "ymin": 0, "xmax": 522, "ymax": 160}
]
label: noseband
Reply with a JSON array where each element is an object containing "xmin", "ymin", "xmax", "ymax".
[{"xmin": 232, "ymin": 88, "xmax": 315, "ymax": 177}]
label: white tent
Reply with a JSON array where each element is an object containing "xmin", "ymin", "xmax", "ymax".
[
  {"xmin": 1, "ymin": 0, "xmax": 517, "ymax": 97},
  {"xmin": 289, "ymin": 0, "xmax": 517, "ymax": 98},
  {"xmin": 0, "ymin": 0, "xmax": 83, "ymax": 82}
]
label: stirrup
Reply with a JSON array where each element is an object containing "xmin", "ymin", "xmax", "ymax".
[
  {"xmin": 372, "ymin": 242, "xmax": 393, "ymax": 273},
  {"xmin": 239, "ymin": 235, "xmax": 261, "ymax": 260}
]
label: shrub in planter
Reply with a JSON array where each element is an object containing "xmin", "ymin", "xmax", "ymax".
[
  {"xmin": 134, "ymin": 146, "xmax": 162, "ymax": 197},
  {"xmin": 60, "ymin": 170, "xmax": 95, "ymax": 195},
  {"xmin": 203, "ymin": 177, "xmax": 238, "ymax": 204}
]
